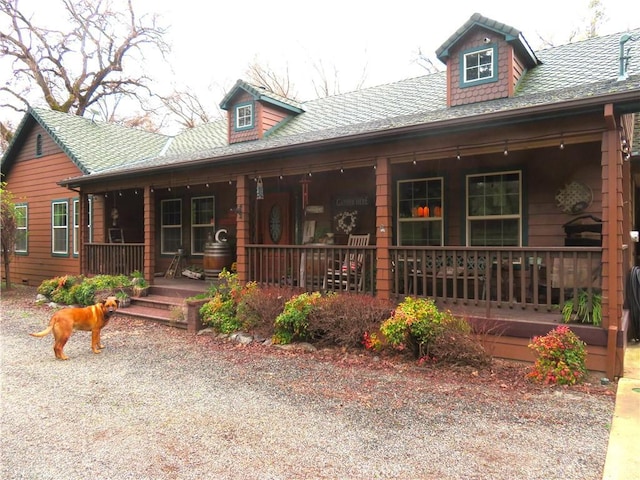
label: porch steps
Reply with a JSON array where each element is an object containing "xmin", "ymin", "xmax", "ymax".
[{"xmin": 117, "ymin": 285, "xmax": 205, "ymax": 330}]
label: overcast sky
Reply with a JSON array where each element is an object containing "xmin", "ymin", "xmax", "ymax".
[
  {"xmin": 1, "ymin": 0, "xmax": 637, "ymax": 131},
  {"xmin": 139, "ymin": 0, "xmax": 638, "ymax": 101}
]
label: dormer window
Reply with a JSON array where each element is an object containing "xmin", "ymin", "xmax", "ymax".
[
  {"xmin": 235, "ymin": 102, "xmax": 254, "ymax": 130},
  {"xmin": 461, "ymin": 45, "xmax": 497, "ymax": 87}
]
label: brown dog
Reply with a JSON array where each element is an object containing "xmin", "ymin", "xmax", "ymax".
[{"xmin": 30, "ymin": 298, "xmax": 118, "ymax": 360}]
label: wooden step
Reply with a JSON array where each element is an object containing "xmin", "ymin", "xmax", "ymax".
[{"xmin": 117, "ymin": 302, "xmax": 188, "ymax": 329}]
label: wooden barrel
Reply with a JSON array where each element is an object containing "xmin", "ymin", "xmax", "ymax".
[{"xmin": 203, "ymin": 242, "xmax": 232, "ymax": 280}]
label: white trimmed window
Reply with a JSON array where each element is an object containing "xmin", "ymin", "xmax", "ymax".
[
  {"xmin": 15, "ymin": 204, "xmax": 28, "ymax": 253},
  {"xmin": 52, "ymin": 200, "xmax": 69, "ymax": 255},
  {"xmin": 235, "ymin": 103, "xmax": 253, "ymax": 130},
  {"xmin": 73, "ymin": 199, "xmax": 80, "ymax": 255},
  {"xmin": 191, "ymin": 196, "xmax": 215, "ymax": 255},
  {"xmin": 462, "ymin": 46, "xmax": 497, "ymax": 85},
  {"xmin": 73, "ymin": 197, "xmax": 93, "ymax": 256},
  {"xmin": 466, "ymin": 171, "xmax": 521, "ymax": 246},
  {"xmin": 161, "ymin": 199, "xmax": 182, "ymax": 254}
]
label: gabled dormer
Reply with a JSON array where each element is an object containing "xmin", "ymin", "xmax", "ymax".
[
  {"xmin": 219, "ymin": 79, "xmax": 304, "ymax": 144},
  {"xmin": 436, "ymin": 13, "xmax": 540, "ymax": 107}
]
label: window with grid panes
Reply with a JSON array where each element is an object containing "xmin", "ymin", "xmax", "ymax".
[{"xmin": 397, "ymin": 177, "xmax": 444, "ymax": 246}]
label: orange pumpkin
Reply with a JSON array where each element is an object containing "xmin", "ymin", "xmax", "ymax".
[
  {"xmin": 423, "ymin": 206, "xmax": 429, "ymax": 217},
  {"xmin": 417, "ymin": 206, "xmax": 424, "ymax": 217}
]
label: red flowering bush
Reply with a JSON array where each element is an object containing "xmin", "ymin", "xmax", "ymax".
[{"xmin": 527, "ymin": 325, "xmax": 587, "ymax": 385}]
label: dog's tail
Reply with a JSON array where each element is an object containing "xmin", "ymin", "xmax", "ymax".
[{"xmin": 30, "ymin": 320, "xmax": 54, "ymax": 338}]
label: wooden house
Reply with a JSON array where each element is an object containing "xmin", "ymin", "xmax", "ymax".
[{"xmin": 2, "ymin": 13, "xmax": 640, "ymax": 377}]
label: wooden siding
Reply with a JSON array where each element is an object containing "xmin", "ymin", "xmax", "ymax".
[
  {"xmin": 2, "ymin": 123, "xmax": 86, "ymax": 285},
  {"xmin": 261, "ymin": 103, "xmax": 290, "ymax": 132},
  {"xmin": 448, "ymin": 28, "xmax": 512, "ymax": 107}
]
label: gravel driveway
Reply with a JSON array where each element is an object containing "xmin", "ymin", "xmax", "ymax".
[{"xmin": 1, "ymin": 287, "xmax": 615, "ymax": 480}]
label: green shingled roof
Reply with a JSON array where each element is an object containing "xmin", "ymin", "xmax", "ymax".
[
  {"xmin": 29, "ymin": 107, "xmax": 169, "ymax": 174},
  {"xmin": 3, "ymin": 14, "xmax": 639, "ymax": 182}
]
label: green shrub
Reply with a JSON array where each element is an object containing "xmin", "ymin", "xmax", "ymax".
[
  {"xmin": 199, "ymin": 270, "xmax": 255, "ymax": 334},
  {"xmin": 37, "ymin": 277, "xmax": 63, "ymax": 298},
  {"xmin": 380, "ymin": 297, "xmax": 446, "ymax": 357},
  {"xmin": 72, "ymin": 281, "xmax": 97, "ymax": 306},
  {"xmin": 527, "ymin": 325, "xmax": 587, "ymax": 385},
  {"xmin": 273, "ymin": 292, "xmax": 321, "ymax": 344},
  {"xmin": 37, "ymin": 274, "xmax": 131, "ymax": 305},
  {"xmin": 200, "ymin": 292, "xmax": 241, "ymax": 333}
]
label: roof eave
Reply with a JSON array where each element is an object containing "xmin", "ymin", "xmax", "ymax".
[{"xmin": 59, "ymin": 89, "xmax": 640, "ymax": 189}]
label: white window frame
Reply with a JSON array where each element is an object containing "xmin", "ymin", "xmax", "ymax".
[
  {"xmin": 15, "ymin": 204, "xmax": 28, "ymax": 253},
  {"xmin": 462, "ymin": 46, "xmax": 496, "ymax": 85},
  {"xmin": 52, "ymin": 200, "xmax": 69, "ymax": 255},
  {"xmin": 73, "ymin": 197, "xmax": 93, "ymax": 255},
  {"xmin": 466, "ymin": 170, "xmax": 522, "ymax": 247},
  {"xmin": 235, "ymin": 102, "xmax": 253, "ymax": 130},
  {"xmin": 161, "ymin": 199, "xmax": 182, "ymax": 254},
  {"xmin": 191, "ymin": 196, "xmax": 215, "ymax": 255}
]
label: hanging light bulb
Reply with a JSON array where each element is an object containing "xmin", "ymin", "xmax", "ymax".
[{"xmin": 503, "ymin": 141, "xmax": 509, "ymax": 156}]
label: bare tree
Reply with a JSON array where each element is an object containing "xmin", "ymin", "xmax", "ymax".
[
  {"xmin": 246, "ymin": 59, "xmax": 298, "ymax": 99},
  {"xmin": 413, "ymin": 47, "xmax": 443, "ymax": 75},
  {"xmin": 0, "ymin": 0, "xmax": 170, "ymax": 118},
  {"xmin": 0, "ymin": 121, "xmax": 14, "ymax": 154},
  {"xmin": 310, "ymin": 59, "xmax": 369, "ymax": 98},
  {"xmin": 536, "ymin": 0, "xmax": 607, "ymax": 48},
  {"xmin": 154, "ymin": 89, "xmax": 216, "ymax": 129}
]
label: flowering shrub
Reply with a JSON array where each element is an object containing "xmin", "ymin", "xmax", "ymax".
[
  {"xmin": 273, "ymin": 292, "xmax": 321, "ymax": 344},
  {"xmin": 527, "ymin": 325, "xmax": 587, "ymax": 385},
  {"xmin": 199, "ymin": 269, "xmax": 256, "ymax": 334},
  {"xmin": 362, "ymin": 331, "xmax": 382, "ymax": 351},
  {"xmin": 380, "ymin": 297, "xmax": 446, "ymax": 357},
  {"xmin": 200, "ymin": 292, "xmax": 240, "ymax": 333}
]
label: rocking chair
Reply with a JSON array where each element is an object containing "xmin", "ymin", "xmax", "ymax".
[{"xmin": 324, "ymin": 234, "xmax": 370, "ymax": 292}]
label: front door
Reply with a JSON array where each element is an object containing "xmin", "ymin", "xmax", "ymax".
[{"xmin": 261, "ymin": 192, "xmax": 292, "ymax": 245}]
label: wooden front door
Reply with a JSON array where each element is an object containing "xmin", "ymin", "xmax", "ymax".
[{"xmin": 261, "ymin": 192, "xmax": 292, "ymax": 245}]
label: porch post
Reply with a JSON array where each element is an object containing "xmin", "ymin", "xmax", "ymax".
[
  {"xmin": 602, "ymin": 104, "xmax": 624, "ymax": 378},
  {"xmin": 143, "ymin": 186, "xmax": 155, "ymax": 284},
  {"xmin": 236, "ymin": 175, "xmax": 250, "ymax": 284},
  {"xmin": 375, "ymin": 156, "xmax": 392, "ymax": 300}
]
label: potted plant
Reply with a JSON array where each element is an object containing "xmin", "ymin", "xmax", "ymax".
[
  {"xmin": 562, "ymin": 290, "xmax": 602, "ymax": 326},
  {"xmin": 116, "ymin": 289, "xmax": 131, "ymax": 308},
  {"xmin": 131, "ymin": 270, "xmax": 149, "ymax": 297}
]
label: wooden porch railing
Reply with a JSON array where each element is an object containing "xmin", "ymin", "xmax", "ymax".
[
  {"xmin": 390, "ymin": 246, "xmax": 602, "ymax": 312},
  {"xmin": 246, "ymin": 244, "xmax": 602, "ymax": 313},
  {"xmin": 85, "ymin": 243, "xmax": 144, "ymax": 276},
  {"xmin": 246, "ymin": 244, "xmax": 376, "ymax": 295}
]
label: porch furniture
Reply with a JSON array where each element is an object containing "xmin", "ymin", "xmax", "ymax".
[
  {"xmin": 109, "ymin": 228, "xmax": 124, "ymax": 243},
  {"xmin": 324, "ymin": 234, "xmax": 370, "ymax": 292},
  {"xmin": 299, "ymin": 247, "xmax": 327, "ymax": 290}
]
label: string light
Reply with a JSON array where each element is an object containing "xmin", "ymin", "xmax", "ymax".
[{"xmin": 503, "ymin": 141, "xmax": 509, "ymax": 156}]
